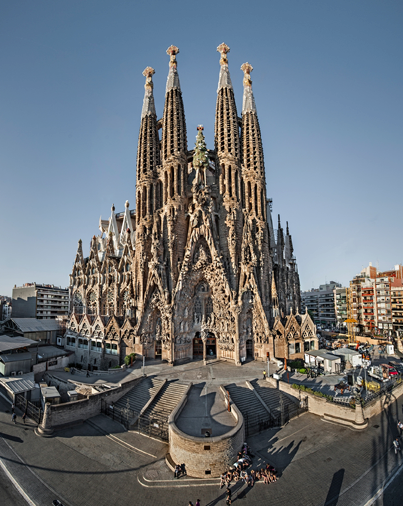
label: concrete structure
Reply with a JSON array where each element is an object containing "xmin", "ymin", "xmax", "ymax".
[
  {"xmin": 304, "ymin": 350, "xmax": 341, "ymax": 373},
  {"xmin": 331, "ymin": 347, "xmax": 362, "ymax": 367},
  {"xmin": 40, "ymin": 386, "xmax": 61, "ymax": 409},
  {"xmin": 1, "ymin": 301, "xmax": 12, "ymax": 320},
  {"xmin": 301, "ymin": 282, "xmax": 341, "ymax": 327},
  {"xmin": 4, "ymin": 318, "xmax": 61, "ymax": 344},
  {"xmin": 12, "ymin": 283, "xmax": 69, "ymax": 320},
  {"xmin": 64, "ymin": 44, "xmax": 317, "ymax": 371}
]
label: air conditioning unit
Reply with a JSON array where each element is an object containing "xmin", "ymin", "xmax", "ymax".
[
  {"xmin": 10, "ymin": 371, "xmax": 16, "ymax": 376},
  {"xmin": 17, "ymin": 371, "xmax": 23, "ymax": 376},
  {"xmin": 57, "ymin": 337, "xmax": 63, "ymax": 346}
]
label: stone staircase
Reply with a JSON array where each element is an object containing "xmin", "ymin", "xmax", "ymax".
[
  {"xmin": 142, "ymin": 380, "xmax": 188, "ymax": 420},
  {"xmin": 114, "ymin": 376, "xmax": 164, "ymax": 414},
  {"xmin": 225, "ymin": 382, "xmax": 271, "ymax": 435},
  {"xmin": 253, "ymin": 379, "xmax": 299, "ymax": 419}
]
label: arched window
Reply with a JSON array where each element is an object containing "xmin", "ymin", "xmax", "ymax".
[
  {"xmin": 228, "ymin": 166, "xmax": 233, "ymax": 197},
  {"xmin": 177, "ymin": 165, "xmax": 181, "ymax": 195}
]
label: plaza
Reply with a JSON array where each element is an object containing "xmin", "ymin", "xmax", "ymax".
[{"xmin": 0, "ymin": 359, "xmax": 402, "ymax": 505}]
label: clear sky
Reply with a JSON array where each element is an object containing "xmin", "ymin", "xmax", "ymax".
[{"xmin": 0, "ymin": 1, "xmax": 402, "ymax": 296}]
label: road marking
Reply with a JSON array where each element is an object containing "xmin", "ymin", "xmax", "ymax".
[
  {"xmin": 106, "ymin": 434, "xmax": 158, "ymax": 458},
  {"xmin": 0, "ymin": 456, "xmax": 36, "ymax": 506}
]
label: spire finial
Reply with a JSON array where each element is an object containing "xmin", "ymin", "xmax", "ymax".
[
  {"xmin": 241, "ymin": 62, "xmax": 253, "ymax": 87},
  {"xmin": 241, "ymin": 62, "xmax": 256, "ymax": 114},
  {"xmin": 142, "ymin": 67, "xmax": 155, "ymax": 90},
  {"xmin": 286, "ymin": 221, "xmax": 289, "ymax": 235},
  {"xmin": 278, "ymin": 214, "xmax": 281, "ymax": 226},
  {"xmin": 125, "ymin": 200, "xmax": 130, "ymax": 208},
  {"xmin": 217, "ymin": 43, "xmax": 230, "ymax": 66},
  {"xmin": 166, "ymin": 45, "xmax": 179, "ymax": 68},
  {"xmin": 165, "ymin": 45, "xmax": 181, "ymax": 93}
]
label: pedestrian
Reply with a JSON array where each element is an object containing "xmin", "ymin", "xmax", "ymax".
[
  {"xmin": 263, "ymin": 370, "xmax": 267, "ymax": 380},
  {"xmin": 174, "ymin": 464, "xmax": 180, "ymax": 479},
  {"xmin": 195, "ymin": 500, "xmax": 200, "ymax": 506},
  {"xmin": 188, "ymin": 502, "xmax": 194, "ymax": 506},
  {"xmin": 22, "ymin": 412, "xmax": 27, "ymax": 424},
  {"xmin": 393, "ymin": 438, "xmax": 401, "ymax": 455},
  {"xmin": 11, "ymin": 413, "xmax": 16, "ymax": 424},
  {"xmin": 398, "ymin": 421, "xmax": 403, "ymax": 435},
  {"xmin": 11, "ymin": 402, "xmax": 15, "ymax": 413},
  {"xmin": 226, "ymin": 487, "xmax": 232, "ymax": 505},
  {"xmin": 86, "ymin": 370, "xmax": 90, "ymax": 378}
]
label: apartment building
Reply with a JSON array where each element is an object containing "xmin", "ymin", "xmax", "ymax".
[
  {"xmin": 347, "ymin": 263, "xmax": 403, "ymax": 336},
  {"xmin": 12, "ymin": 283, "xmax": 69, "ymax": 319},
  {"xmin": 334, "ymin": 287, "xmax": 347, "ymax": 328},
  {"xmin": 301, "ymin": 281, "xmax": 341, "ymax": 327}
]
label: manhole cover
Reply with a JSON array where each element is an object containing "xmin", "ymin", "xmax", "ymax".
[{"xmin": 325, "ymin": 457, "xmax": 332, "ymax": 462}]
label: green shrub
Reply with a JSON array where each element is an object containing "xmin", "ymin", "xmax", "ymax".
[
  {"xmin": 298, "ymin": 368, "xmax": 307, "ymax": 374},
  {"xmin": 306, "ymin": 388, "xmax": 314, "ymax": 394},
  {"xmin": 124, "ymin": 353, "xmax": 136, "ymax": 366}
]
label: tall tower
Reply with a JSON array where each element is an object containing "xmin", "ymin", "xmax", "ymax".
[
  {"xmin": 134, "ymin": 67, "xmax": 160, "ymax": 310},
  {"xmin": 160, "ymin": 46, "xmax": 188, "ymax": 295},
  {"xmin": 214, "ymin": 43, "xmax": 243, "ymax": 289},
  {"xmin": 240, "ymin": 63, "xmax": 272, "ymax": 311}
]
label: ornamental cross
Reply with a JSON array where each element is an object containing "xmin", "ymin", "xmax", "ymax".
[
  {"xmin": 241, "ymin": 62, "xmax": 253, "ymax": 87},
  {"xmin": 217, "ymin": 43, "xmax": 230, "ymax": 66},
  {"xmin": 142, "ymin": 67, "xmax": 155, "ymax": 90},
  {"xmin": 166, "ymin": 45, "xmax": 179, "ymax": 68}
]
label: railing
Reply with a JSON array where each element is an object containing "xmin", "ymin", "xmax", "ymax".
[
  {"xmin": 15, "ymin": 395, "xmax": 43, "ymax": 424},
  {"xmin": 362, "ymin": 376, "xmax": 402, "ymax": 405}
]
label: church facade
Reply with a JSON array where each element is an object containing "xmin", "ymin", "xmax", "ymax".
[{"xmin": 65, "ymin": 44, "xmax": 317, "ymax": 370}]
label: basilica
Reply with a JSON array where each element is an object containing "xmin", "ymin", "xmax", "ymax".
[{"xmin": 65, "ymin": 44, "xmax": 317, "ymax": 370}]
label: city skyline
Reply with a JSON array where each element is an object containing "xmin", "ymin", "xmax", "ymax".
[{"xmin": 1, "ymin": 1, "xmax": 402, "ymax": 296}]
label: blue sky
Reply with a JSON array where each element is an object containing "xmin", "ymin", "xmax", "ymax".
[{"xmin": 0, "ymin": 1, "xmax": 402, "ymax": 296}]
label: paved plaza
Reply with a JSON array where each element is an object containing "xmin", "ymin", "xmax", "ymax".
[{"xmin": 0, "ymin": 360, "xmax": 402, "ymax": 506}]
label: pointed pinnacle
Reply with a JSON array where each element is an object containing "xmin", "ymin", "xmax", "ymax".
[{"xmin": 217, "ymin": 43, "xmax": 230, "ymax": 66}]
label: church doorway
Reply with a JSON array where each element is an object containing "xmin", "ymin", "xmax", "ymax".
[
  {"xmin": 246, "ymin": 339, "xmax": 253, "ymax": 358},
  {"xmin": 155, "ymin": 340, "xmax": 162, "ymax": 359},
  {"xmin": 206, "ymin": 333, "xmax": 216, "ymax": 357},
  {"xmin": 193, "ymin": 332, "xmax": 203, "ymax": 358}
]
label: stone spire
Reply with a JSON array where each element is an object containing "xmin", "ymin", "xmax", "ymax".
[
  {"xmin": 162, "ymin": 45, "xmax": 187, "ymax": 161},
  {"xmin": 215, "ymin": 43, "xmax": 240, "ymax": 161},
  {"xmin": 137, "ymin": 67, "xmax": 160, "ymax": 181},
  {"xmin": 76, "ymin": 239, "xmax": 84, "ymax": 262},
  {"xmin": 240, "ymin": 63, "xmax": 264, "ymax": 178}
]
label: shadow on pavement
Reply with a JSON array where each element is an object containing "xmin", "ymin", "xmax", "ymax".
[
  {"xmin": 323, "ymin": 468, "xmax": 344, "ymax": 506},
  {"xmin": 0, "ymin": 433, "xmax": 23, "ymax": 443}
]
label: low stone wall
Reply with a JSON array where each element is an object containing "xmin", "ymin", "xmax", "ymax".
[
  {"xmin": 267, "ymin": 375, "xmax": 403, "ymax": 428},
  {"xmin": 168, "ymin": 386, "xmax": 245, "ymax": 478},
  {"xmin": 48, "ymin": 376, "xmax": 143, "ymax": 430}
]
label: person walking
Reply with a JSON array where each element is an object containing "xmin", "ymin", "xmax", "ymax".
[
  {"xmin": 195, "ymin": 500, "xmax": 201, "ymax": 506},
  {"xmin": 11, "ymin": 413, "xmax": 16, "ymax": 424},
  {"xmin": 263, "ymin": 370, "xmax": 267, "ymax": 380},
  {"xmin": 398, "ymin": 420, "xmax": 403, "ymax": 436},
  {"xmin": 11, "ymin": 402, "xmax": 15, "ymax": 413},
  {"xmin": 188, "ymin": 502, "xmax": 194, "ymax": 506},
  {"xmin": 393, "ymin": 438, "xmax": 401, "ymax": 455},
  {"xmin": 22, "ymin": 412, "xmax": 27, "ymax": 424}
]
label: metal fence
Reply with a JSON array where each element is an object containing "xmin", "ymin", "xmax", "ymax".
[
  {"xmin": 15, "ymin": 394, "xmax": 43, "ymax": 424},
  {"xmin": 243, "ymin": 402, "xmax": 307, "ymax": 436},
  {"xmin": 101, "ymin": 400, "xmax": 169, "ymax": 441},
  {"xmin": 362, "ymin": 376, "xmax": 402, "ymax": 405}
]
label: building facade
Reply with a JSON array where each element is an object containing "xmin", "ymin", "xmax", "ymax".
[
  {"xmin": 301, "ymin": 282, "xmax": 341, "ymax": 327},
  {"xmin": 12, "ymin": 284, "xmax": 69, "ymax": 320},
  {"xmin": 334, "ymin": 287, "xmax": 347, "ymax": 329},
  {"xmin": 346, "ymin": 263, "xmax": 403, "ymax": 336},
  {"xmin": 64, "ymin": 44, "xmax": 317, "ymax": 370}
]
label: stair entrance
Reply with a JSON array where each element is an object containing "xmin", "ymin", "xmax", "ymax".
[{"xmin": 135, "ymin": 410, "xmax": 168, "ymax": 441}]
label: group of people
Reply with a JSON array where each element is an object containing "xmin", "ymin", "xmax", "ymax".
[
  {"xmin": 174, "ymin": 463, "xmax": 187, "ymax": 479},
  {"xmin": 219, "ymin": 442, "xmax": 278, "ymax": 498}
]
